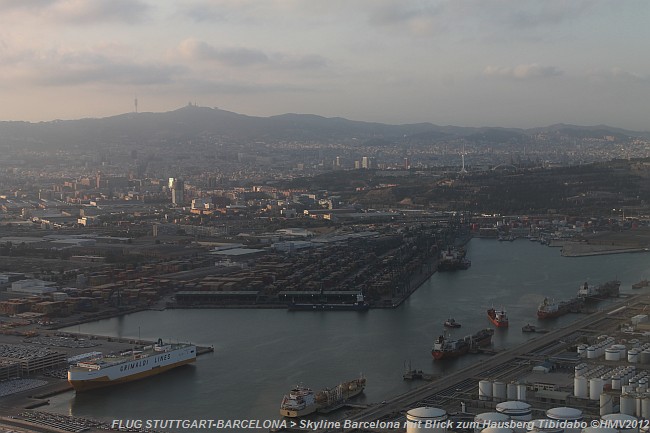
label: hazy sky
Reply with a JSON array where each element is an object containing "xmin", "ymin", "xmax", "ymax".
[{"xmin": 1, "ymin": 0, "xmax": 649, "ymax": 130}]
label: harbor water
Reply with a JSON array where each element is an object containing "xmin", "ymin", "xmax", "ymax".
[{"xmin": 48, "ymin": 238, "xmax": 650, "ymax": 427}]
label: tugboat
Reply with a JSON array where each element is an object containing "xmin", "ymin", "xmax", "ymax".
[
  {"xmin": 522, "ymin": 324, "xmax": 536, "ymax": 333},
  {"xmin": 487, "ymin": 308, "xmax": 509, "ymax": 328},
  {"xmin": 444, "ymin": 318, "xmax": 461, "ymax": 328}
]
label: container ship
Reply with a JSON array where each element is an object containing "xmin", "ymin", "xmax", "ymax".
[
  {"xmin": 537, "ymin": 296, "xmax": 584, "ymax": 319},
  {"xmin": 280, "ymin": 376, "xmax": 366, "ymax": 418},
  {"xmin": 431, "ymin": 328, "xmax": 494, "ymax": 360},
  {"xmin": 577, "ymin": 280, "xmax": 620, "ymax": 301},
  {"xmin": 67, "ymin": 339, "xmax": 196, "ymax": 392},
  {"xmin": 487, "ymin": 308, "xmax": 509, "ymax": 327}
]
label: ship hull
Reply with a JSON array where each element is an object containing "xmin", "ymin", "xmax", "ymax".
[
  {"xmin": 537, "ymin": 297, "xmax": 584, "ymax": 319},
  {"xmin": 280, "ymin": 406, "xmax": 318, "ymax": 418},
  {"xmin": 288, "ymin": 303, "xmax": 369, "ymax": 311},
  {"xmin": 487, "ymin": 309, "xmax": 508, "ymax": 328},
  {"xmin": 281, "ymin": 379, "xmax": 365, "ymax": 418},
  {"xmin": 537, "ymin": 310, "xmax": 562, "ymax": 319},
  {"xmin": 68, "ymin": 358, "xmax": 195, "ymax": 391},
  {"xmin": 431, "ymin": 329, "xmax": 493, "ymax": 360},
  {"xmin": 432, "ymin": 346, "xmax": 469, "ymax": 360},
  {"xmin": 68, "ymin": 345, "xmax": 196, "ymax": 392}
]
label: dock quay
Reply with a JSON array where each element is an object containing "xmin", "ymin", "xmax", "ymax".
[{"xmin": 333, "ymin": 294, "xmax": 650, "ymax": 432}]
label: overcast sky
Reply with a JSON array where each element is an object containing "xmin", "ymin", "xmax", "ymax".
[{"xmin": 1, "ymin": 0, "xmax": 649, "ymax": 130}]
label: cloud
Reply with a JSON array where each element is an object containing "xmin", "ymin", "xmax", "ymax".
[
  {"xmin": 585, "ymin": 67, "xmax": 650, "ymax": 84},
  {"xmin": 0, "ymin": 0, "xmax": 57, "ymax": 11},
  {"xmin": 0, "ymin": 48, "xmax": 185, "ymax": 87},
  {"xmin": 182, "ymin": 78, "xmax": 312, "ymax": 95},
  {"xmin": 176, "ymin": 3, "xmax": 227, "ymax": 23},
  {"xmin": 0, "ymin": 0, "xmax": 151, "ymax": 24},
  {"xmin": 363, "ymin": 0, "xmax": 600, "ymax": 40},
  {"xmin": 484, "ymin": 63, "xmax": 563, "ymax": 79},
  {"xmin": 178, "ymin": 40, "xmax": 269, "ymax": 66},
  {"xmin": 176, "ymin": 39, "xmax": 327, "ymax": 69}
]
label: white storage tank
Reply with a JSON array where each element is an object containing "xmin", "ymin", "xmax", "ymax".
[
  {"xmin": 581, "ymin": 427, "xmax": 617, "ymax": 433},
  {"xmin": 640, "ymin": 350, "xmax": 650, "ymax": 364},
  {"xmin": 589, "ymin": 377, "xmax": 604, "ymax": 401},
  {"xmin": 586, "ymin": 346, "xmax": 597, "ymax": 359},
  {"xmin": 577, "ymin": 345, "xmax": 587, "ymax": 358},
  {"xmin": 474, "ymin": 412, "xmax": 510, "ymax": 433},
  {"xmin": 573, "ymin": 376, "xmax": 588, "ymax": 399},
  {"xmin": 527, "ymin": 419, "xmax": 564, "ymax": 433},
  {"xmin": 496, "ymin": 401, "xmax": 532, "ymax": 421},
  {"xmin": 638, "ymin": 378, "xmax": 647, "ymax": 392},
  {"xmin": 600, "ymin": 393, "xmax": 613, "ymax": 416},
  {"xmin": 546, "ymin": 407, "xmax": 583, "ymax": 433},
  {"xmin": 601, "ymin": 413, "xmax": 639, "ymax": 433},
  {"xmin": 614, "ymin": 344, "xmax": 627, "ymax": 359},
  {"xmin": 642, "ymin": 396, "xmax": 650, "ymax": 419},
  {"xmin": 493, "ymin": 381, "xmax": 507, "ymax": 402},
  {"xmin": 620, "ymin": 394, "xmax": 637, "ymax": 416},
  {"xmin": 517, "ymin": 383, "xmax": 527, "ymax": 402},
  {"xmin": 628, "ymin": 349, "xmax": 639, "ymax": 363},
  {"xmin": 479, "ymin": 380, "xmax": 493, "ymax": 401},
  {"xmin": 406, "ymin": 407, "xmax": 448, "ymax": 433},
  {"xmin": 605, "ymin": 347, "xmax": 620, "ymax": 361},
  {"xmin": 481, "ymin": 428, "xmax": 514, "ymax": 433},
  {"xmin": 507, "ymin": 383, "xmax": 517, "ymax": 400},
  {"xmin": 546, "ymin": 407, "xmax": 583, "ymax": 421},
  {"xmin": 612, "ymin": 376, "xmax": 622, "ymax": 390}
]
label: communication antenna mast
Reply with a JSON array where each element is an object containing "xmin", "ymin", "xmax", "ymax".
[{"xmin": 460, "ymin": 144, "xmax": 468, "ymax": 174}]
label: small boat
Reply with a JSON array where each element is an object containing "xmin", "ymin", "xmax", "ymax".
[
  {"xmin": 522, "ymin": 324, "xmax": 536, "ymax": 332},
  {"xmin": 444, "ymin": 318, "xmax": 461, "ymax": 328},
  {"xmin": 487, "ymin": 308, "xmax": 509, "ymax": 328},
  {"xmin": 632, "ymin": 279, "xmax": 649, "ymax": 289}
]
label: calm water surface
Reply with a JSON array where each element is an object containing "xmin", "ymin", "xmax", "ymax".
[{"xmin": 48, "ymin": 239, "xmax": 650, "ymax": 426}]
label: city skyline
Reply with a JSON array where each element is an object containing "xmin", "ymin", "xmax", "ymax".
[{"xmin": 0, "ymin": 1, "xmax": 649, "ymax": 130}]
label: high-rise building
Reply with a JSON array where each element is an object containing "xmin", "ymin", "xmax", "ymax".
[
  {"xmin": 171, "ymin": 179, "xmax": 184, "ymax": 205},
  {"xmin": 361, "ymin": 156, "xmax": 374, "ymax": 169}
]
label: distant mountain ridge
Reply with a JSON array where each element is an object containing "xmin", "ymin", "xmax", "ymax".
[{"xmin": 0, "ymin": 105, "xmax": 647, "ymax": 149}]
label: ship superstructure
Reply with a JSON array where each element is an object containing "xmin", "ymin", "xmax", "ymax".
[
  {"xmin": 487, "ymin": 308, "xmax": 509, "ymax": 328},
  {"xmin": 577, "ymin": 280, "xmax": 620, "ymax": 301},
  {"xmin": 280, "ymin": 376, "xmax": 366, "ymax": 418},
  {"xmin": 431, "ymin": 328, "xmax": 494, "ymax": 360},
  {"xmin": 537, "ymin": 297, "xmax": 584, "ymax": 319}
]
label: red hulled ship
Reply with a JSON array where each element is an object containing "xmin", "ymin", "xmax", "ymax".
[{"xmin": 487, "ymin": 308, "xmax": 509, "ymax": 328}]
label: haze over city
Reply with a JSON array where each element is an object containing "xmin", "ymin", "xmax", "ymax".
[{"xmin": 1, "ymin": 0, "xmax": 649, "ymax": 130}]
